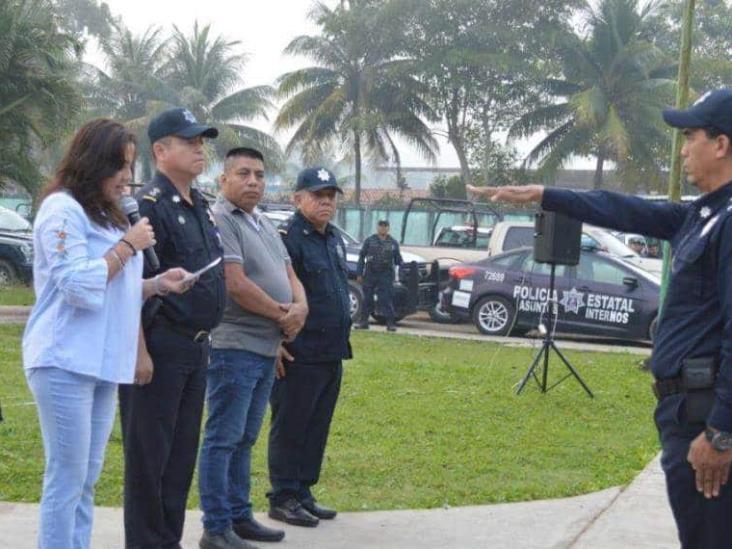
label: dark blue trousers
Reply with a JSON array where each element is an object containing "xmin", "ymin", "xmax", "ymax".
[
  {"xmin": 267, "ymin": 360, "xmax": 342, "ymax": 504},
  {"xmin": 119, "ymin": 322, "xmax": 209, "ymax": 549},
  {"xmin": 656, "ymin": 395, "xmax": 732, "ymax": 549},
  {"xmin": 361, "ymin": 271, "xmax": 395, "ymax": 323}
]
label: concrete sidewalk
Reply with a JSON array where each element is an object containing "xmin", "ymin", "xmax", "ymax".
[{"xmin": 0, "ymin": 455, "xmax": 678, "ymax": 549}]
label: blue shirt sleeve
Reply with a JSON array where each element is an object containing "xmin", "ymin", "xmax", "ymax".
[
  {"xmin": 36, "ymin": 194, "xmax": 109, "ymax": 311},
  {"xmin": 707, "ymin": 216, "xmax": 732, "ymax": 432},
  {"xmin": 542, "ymin": 188, "xmax": 688, "ymax": 241}
]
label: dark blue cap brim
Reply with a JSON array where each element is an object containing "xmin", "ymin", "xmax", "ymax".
[
  {"xmin": 175, "ymin": 124, "xmax": 219, "ymax": 139},
  {"xmin": 301, "ymin": 183, "xmax": 344, "ymax": 194},
  {"xmin": 662, "ymin": 107, "xmax": 707, "ymax": 129}
]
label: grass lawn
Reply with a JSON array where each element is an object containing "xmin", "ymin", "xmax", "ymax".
[
  {"xmin": 0, "ymin": 285, "xmax": 34, "ymax": 306},
  {"xmin": 0, "ymin": 325, "xmax": 659, "ymax": 512}
]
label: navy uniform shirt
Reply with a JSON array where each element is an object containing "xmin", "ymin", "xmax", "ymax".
[
  {"xmin": 281, "ymin": 210, "xmax": 352, "ymax": 364},
  {"xmin": 356, "ymin": 234, "xmax": 403, "ymax": 277},
  {"xmin": 543, "ymin": 184, "xmax": 732, "ymax": 431},
  {"xmin": 137, "ymin": 171, "xmax": 225, "ymax": 332}
]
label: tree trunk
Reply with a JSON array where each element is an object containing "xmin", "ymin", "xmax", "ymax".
[
  {"xmin": 593, "ymin": 149, "xmax": 606, "ymax": 190},
  {"xmin": 354, "ymin": 132, "xmax": 362, "ymax": 206},
  {"xmin": 455, "ymin": 141, "xmax": 472, "ymax": 190}
]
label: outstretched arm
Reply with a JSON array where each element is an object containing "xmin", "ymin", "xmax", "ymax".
[{"xmin": 467, "ymin": 184, "xmax": 688, "ymax": 242}]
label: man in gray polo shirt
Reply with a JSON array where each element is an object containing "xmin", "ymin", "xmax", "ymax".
[{"xmin": 198, "ymin": 147, "xmax": 308, "ymax": 549}]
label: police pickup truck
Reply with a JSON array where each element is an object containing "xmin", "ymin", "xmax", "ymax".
[{"xmin": 440, "ymin": 247, "xmax": 660, "ymax": 341}]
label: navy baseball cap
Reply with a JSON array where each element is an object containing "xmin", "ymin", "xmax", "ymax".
[
  {"xmin": 148, "ymin": 107, "xmax": 219, "ymax": 144},
  {"xmin": 295, "ymin": 167, "xmax": 343, "ymax": 193},
  {"xmin": 662, "ymin": 89, "xmax": 732, "ymax": 137}
]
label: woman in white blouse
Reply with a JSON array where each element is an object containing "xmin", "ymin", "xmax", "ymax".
[{"xmin": 23, "ymin": 119, "xmax": 194, "ymax": 549}]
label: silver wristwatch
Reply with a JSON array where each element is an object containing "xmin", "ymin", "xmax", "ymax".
[{"xmin": 705, "ymin": 428, "xmax": 732, "ymax": 451}]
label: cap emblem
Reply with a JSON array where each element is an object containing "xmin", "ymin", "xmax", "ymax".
[
  {"xmin": 317, "ymin": 169, "xmax": 331, "ymax": 182},
  {"xmin": 694, "ymin": 91, "xmax": 713, "ymax": 107},
  {"xmin": 182, "ymin": 109, "xmax": 197, "ymax": 124}
]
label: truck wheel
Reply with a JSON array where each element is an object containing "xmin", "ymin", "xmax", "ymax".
[
  {"xmin": 472, "ymin": 295, "xmax": 515, "ymax": 336},
  {"xmin": 429, "ymin": 301, "xmax": 461, "ymax": 324},
  {"xmin": 348, "ymin": 282, "xmax": 364, "ymax": 322},
  {"xmin": 0, "ymin": 260, "xmax": 18, "ymax": 287}
]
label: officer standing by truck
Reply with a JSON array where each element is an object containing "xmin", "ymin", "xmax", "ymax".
[
  {"xmin": 468, "ymin": 89, "xmax": 732, "ymax": 549},
  {"xmin": 355, "ymin": 220, "xmax": 403, "ymax": 331}
]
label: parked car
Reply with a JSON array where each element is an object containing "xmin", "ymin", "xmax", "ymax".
[
  {"xmin": 440, "ymin": 247, "xmax": 659, "ymax": 341},
  {"xmin": 488, "ymin": 221, "xmax": 663, "ymax": 276},
  {"xmin": 0, "ymin": 206, "xmax": 33, "ymax": 285},
  {"xmin": 260, "ymin": 208, "xmax": 430, "ymax": 323}
]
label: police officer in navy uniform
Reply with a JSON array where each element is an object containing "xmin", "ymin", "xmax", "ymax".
[
  {"xmin": 118, "ymin": 107, "xmax": 226, "ymax": 549},
  {"xmin": 267, "ymin": 167, "xmax": 351, "ymax": 528},
  {"xmin": 355, "ymin": 219, "xmax": 403, "ymax": 331},
  {"xmin": 468, "ymin": 89, "xmax": 732, "ymax": 548}
]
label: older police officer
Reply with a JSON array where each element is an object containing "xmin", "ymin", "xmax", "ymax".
[
  {"xmin": 267, "ymin": 167, "xmax": 351, "ymax": 527},
  {"xmin": 118, "ymin": 108, "xmax": 226, "ymax": 549},
  {"xmin": 469, "ymin": 89, "xmax": 732, "ymax": 548}
]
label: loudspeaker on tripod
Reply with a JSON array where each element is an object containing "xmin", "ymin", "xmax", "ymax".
[{"xmin": 533, "ymin": 210, "xmax": 582, "ymax": 266}]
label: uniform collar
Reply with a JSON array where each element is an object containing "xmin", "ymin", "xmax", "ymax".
[
  {"xmin": 294, "ymin": 209, "xmax": 335, "ymax": 237},
  {"xmin": 693, "ymin": 180, "xmax": 732, "ymax": 219},
  {"xmin": 152, "ymin": 171, "xmax": 201, "ymax": 205}
]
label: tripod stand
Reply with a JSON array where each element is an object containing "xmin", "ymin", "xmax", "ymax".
[{"xmin": 515, "ymin": 263, "xmax": 593, "ymax": 398}]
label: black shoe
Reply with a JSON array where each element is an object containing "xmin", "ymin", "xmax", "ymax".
[
  {"xmin": 268, "ymin": 497, "xmax": 319, "ymax": 527},
  {"xmin": 200, "ymin": 528, "xmax": 259, "ymax": 549},
  {"xmin": 354, "ymin": 321, "xmax": 370, "ymax": 329},
  {"xmin": 233, "ymin": 517, "xmax": 285, "ymax": 542},
  {"xmin": 299, "ymin": 498, "xmax": 337, "ymax": 520},
  {"xmin": 387, "ymin": 324, "xmax": 397, "ymax": 332}
]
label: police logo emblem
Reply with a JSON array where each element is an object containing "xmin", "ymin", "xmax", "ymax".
[
  {"xmin": 182, "ymin": 109, "xmax": 197, "ymax": 124},
  {"xmin": 317, "ymin": 169, "xmax": 331, "ymax": 182},
  {"xmin": 560, "ymin": 288, "xmax": 586, "ymax": 314},
  {"xmin": 172, "ymin": 195, "xmax": 181, "ymax": 204},
  {"xmin": 700, "ymin": 206, "xmax": 712, "ymax": 219},
  {"xmin": 694, "ymin": 91, "xmax": 713, "ymax": 106}
]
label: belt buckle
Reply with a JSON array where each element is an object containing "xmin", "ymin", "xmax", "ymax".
[{"xmin": 193, "ymin": 330, "xmax": 209, "ymax": 343}]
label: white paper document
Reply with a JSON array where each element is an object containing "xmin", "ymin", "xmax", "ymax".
[{"xmin": 183, "ymin": 257, "xmax": 222, "ymax": 282}]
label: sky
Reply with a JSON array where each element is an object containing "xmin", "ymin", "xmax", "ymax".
[{"xmin": 93, "ymin": 0, "xmax": 585, "ymax": 171}]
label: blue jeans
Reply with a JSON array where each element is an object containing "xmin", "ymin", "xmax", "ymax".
[
  {"xmin": 198, "ymin": 349, "xmax": 276, "ymax": 534},
  {"xmin": 26, "ymin": 367, "xmax": 117, "ymax": 549}
]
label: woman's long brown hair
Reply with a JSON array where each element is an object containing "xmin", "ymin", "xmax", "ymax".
[{"xmin": 41, "ymin": 119, "xmax": 136, "ymax": 229}]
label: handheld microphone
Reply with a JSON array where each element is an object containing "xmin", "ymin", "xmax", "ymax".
[{"xmin": 120, "ymin": 196, "xmax": 160, "ymax": 271}]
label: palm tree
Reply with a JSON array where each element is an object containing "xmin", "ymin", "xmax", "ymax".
[
  {"xmin": 88, "ymin": 25, "xmax": 173, "ymax": 180},
  {"xmin": 510, "ymin": 0, "xmax": 675, "ymax": 190},
  {"xmin": 165, "ymin": 22, "xmax": 282, "ymax": 168},
  {"xmin": 275, "ymin": 1, "xmax": 438, "ymax": 205},
  {"xmin": 0, "ymin": 0, "xmax": 81, "ymax": 195}
]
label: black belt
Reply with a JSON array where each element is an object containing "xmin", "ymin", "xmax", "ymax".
[
  {"xmin": 155, "ymin": 315, "xmax": 210, "ymax": 343},
  {"xmin": 652, "ymin": 377, "xmax": 686, "ymax": 400}
]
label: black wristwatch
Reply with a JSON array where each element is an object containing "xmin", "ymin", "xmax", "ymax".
[{"xmin": 705, "ymin": 428, "xmax": 732, "ymax": 452}]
